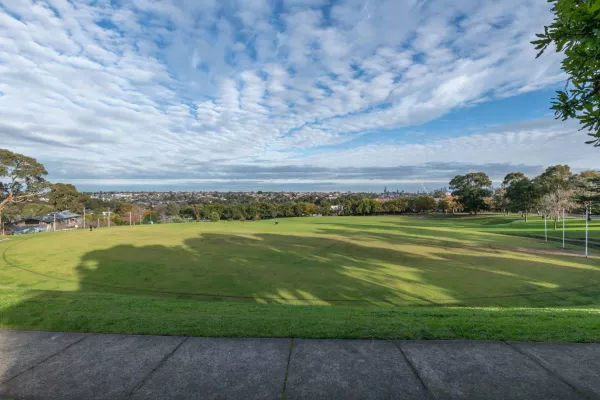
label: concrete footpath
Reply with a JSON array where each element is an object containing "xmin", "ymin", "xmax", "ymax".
[{"xmin": 1, "ymin": 330, "xmax": 599, "ymax": 400}]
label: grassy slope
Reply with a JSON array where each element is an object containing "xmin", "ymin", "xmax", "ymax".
[{"xmin": 1, "ymin": 215, "xmax": 599, "ymax": 341}]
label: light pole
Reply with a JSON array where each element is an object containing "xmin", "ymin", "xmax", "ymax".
[
  {"xmin": 562, "ymin": 208, "xmax": 565, "ymax": 249},
  {"xmin": 585, "ymin": 206, "xmax": 589, "ymax": 258},
  {"xmin": 544, "ymin": 215, "xmax": 547, "ymax": 242}
]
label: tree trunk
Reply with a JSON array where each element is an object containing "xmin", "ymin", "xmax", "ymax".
[
  {"xmin": 0, "ymin": 192, "xmax": 14, "ymax": 214},
  {"xmin": 525, "ymin": 212, "xmax": 528, "ymax": 222},
  {"xmin": 554, "ymin": 218, "xmax": 557, "ymax": 231}
]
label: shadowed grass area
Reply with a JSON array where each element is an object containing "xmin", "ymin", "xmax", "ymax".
[{"xmin": 1, "ymin": 215, "xmax": 599, "ymax": 341}]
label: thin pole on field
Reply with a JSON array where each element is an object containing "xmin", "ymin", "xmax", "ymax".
[
  {"xmin": 544, "ymin": 215, "xmax": 547, "ymax": 242},
  {"xmin": 585, "ymin": 206, "xmax": 589, "ymax": 258},
  {"xmin": 83, "ymin": 208, "xmax": 86, "ymax": 229},
  {"xmin": 97, "ymin": 217, "xmax": 100, "ymax": 228},
  {"xmin": 562, "ymin": 208, "xmax": 565, "ymax": 249},
  {"xmin": 130, "ymin": 211, "xmax": 132, "ymax": 226},
  {"xmin": 53, "ymin": 213, "xmax": 56, "ymax": 232},
  {"xmin": 108, "ymin": 208, "xmax": 111, "ymax": 228}
]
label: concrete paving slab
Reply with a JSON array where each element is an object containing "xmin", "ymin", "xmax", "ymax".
[
  {"xmin": 130, "ymin": 337, "xmax": 290, "ymax": 400},
  {"xmin": 285, "ymin": 339, "xmax": 429, "ymax": 400},
  {"xmin": 0, "ymin": 333, "xmax": 185, "ymax": 400},
  {"xmin": 509, "ymin": 342, "xmax": 600, "ymax": 399},
  {"xmin": 0, "ymin": 330, "xmax": 88, "ymax": 383},
  {"xmin": 398, "ymin": 340, "xmax": 584, "ymax": 400}
]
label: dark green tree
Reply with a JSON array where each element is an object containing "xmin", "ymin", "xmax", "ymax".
[
  {"xmin": 164, "ymin": 202, "xmax": 180, "ymax": 217},
  {"xmin": 356, "ymin": 198, "xmax": 372, "ymax": 215},
  {"xmin": 533, "ymin": 0, "xmax": 600, "ymax": 145},
  {"xmin": 319, "ymin": 201, "xmax": 332, "ymax": 216},
  {"xmin": 449, "ymin": 172, "xmax": 493, "ymax": 215},
  {"xmin": 343, "ymin": 200, "xmax": 353, "ymax": 215},
  {"xmin": 575, "ymin": 175, "xmax": 600, "ymax": 216},
  {"xmin": 115, "ymin": 202, "xmax": 134, "ymax": 216},
  {"xmin": 503, "ymin": 173, "xmax": 540, "ymax": 221},
  {"xmin": 48, "ymin": 183, "xmax": 89, "ymax": 211},
  {"xmin": 414, "ymin": 196, "xmax": 437, "ymax": 213},
  {"xmin": 533, "ymin": 165, "xmax": 574, "ymax": 194},
  {"xmin": 0, "ymin": 149, "xmax": 48, "ymax": 215}
]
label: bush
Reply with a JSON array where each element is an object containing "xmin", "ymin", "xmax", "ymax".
[
  {"xmin": 209, "ymin": 211, "xmax": 220, "ymax": 222},
  {"xmin": 111, "ymin": 214, "xmax": 126, "ymax": 226},
  {"xmin": 253, "ymin": 215, "xmax": 260, "ymax": 221}
]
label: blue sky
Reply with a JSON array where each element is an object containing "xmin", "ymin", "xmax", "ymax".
[{"xmin": 0, "ymin": 0, "xmax": 597, "ymax": 192}]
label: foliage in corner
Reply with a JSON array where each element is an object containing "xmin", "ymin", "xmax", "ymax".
[{"xmin": 533, "ymin": 0, "xmax": 600, "ymax": 145}]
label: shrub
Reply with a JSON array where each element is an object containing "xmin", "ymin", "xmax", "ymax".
[{"xmin": 210, "ymin": 211, "xmax": 220, "ymax": 222}]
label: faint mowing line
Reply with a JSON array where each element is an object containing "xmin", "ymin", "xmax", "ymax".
[{"xmin": 3, "ymin": 236, "xmax": 600, "ymax": 305}]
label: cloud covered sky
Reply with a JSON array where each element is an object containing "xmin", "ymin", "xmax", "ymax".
[{"xmin": 1, "ymin": 0, "xmax": 597, "ymax": 192}]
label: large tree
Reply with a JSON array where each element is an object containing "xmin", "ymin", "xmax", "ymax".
[
  {"xmin": 533, "ymin": 0, "xmax": 600, "ymax": 146},
  {"xmin": 414, "ymin": 196, "xmax": 437, "ymax": 214},
  {"xmin": 575, "ymin": 175, "xmax": 600, "ymax": 216},
  {"xmin": 533, "ymin": 165, "xmax": 574, "ymax": 194},
  {"xmin": 48, "ymin": 183, "xmax": 88, "ymax": 211},
  {"xmin": 492, "ymin": 187, "xmax": 509, "ymax": 214},
  {"xmin": 0, "ymin": 149, "xmax": 48, "ymax": 215},
  {"xmin": 503, "ymin": 173, "xmax": 539, "ymax": 221},
  {"xmin": 164, "ymin": 202, "xmax": 180, "ymax": 218},
  {"xmin": 449, "ymin": 172, "xmax": 493, "ymax": 215}
]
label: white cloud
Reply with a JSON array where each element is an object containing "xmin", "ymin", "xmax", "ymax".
[
  {"xmin": 0, "ymin": 0, "xmax": 591, "ymax": 190},
  {"xmin": 297, "ymin": 119, "xmax": 594, "ymax": 176}
]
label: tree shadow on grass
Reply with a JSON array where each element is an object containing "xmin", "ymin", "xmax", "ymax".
[
  {"xmin": 3, "ymin": 232, "xmax": 600, "ymax": 307},
  {"xmin": 314, "ymin": 224, "xmax": 521, "ymax": 252},
  {"xmin": 320, "ymin": 221, "xmax": 500, "ymax": 241}
]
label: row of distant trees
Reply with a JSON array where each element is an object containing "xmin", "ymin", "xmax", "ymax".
[
  {"xmin": 95, "ymin": 196, "xmax": 457, "ymax": 225},
  {"xmin": 1, "ymin": 149, "xmax": 599, "ymax": 230}
]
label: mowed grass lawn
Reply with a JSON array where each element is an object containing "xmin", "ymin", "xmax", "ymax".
[{"xmin": 1, "ymin": 215, "xmax": 599, "ymax": 341}]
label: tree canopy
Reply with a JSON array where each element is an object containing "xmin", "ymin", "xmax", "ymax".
[
  {"xmin": 449, "ymin": 172, "xmax": 492, "ymax": 214},
  {"xmin": 48, "ymin": 183, "xmax": 88, "ymax": 212},
  {"xmin": 503, "ymin": 173, "xmax": 539, "ymax": 221},
  {"xmin": 534, "ymin": 164, "xmax": 574, "ymax": 194},
  {"xmin": 0, "ymin": 149, "xmax": 48, "ymax": 214},
  {"xmin": 533, "ymin": 0, "xmax": 600, "ymax": 146},
  {"xmin": 165, "ymin": 202, "xmax": 180, "ymax": 217}
]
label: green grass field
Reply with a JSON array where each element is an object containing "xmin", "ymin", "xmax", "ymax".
[{"xmin": 1, "ymin": 214, "xmax": 599, "ymax": 341}]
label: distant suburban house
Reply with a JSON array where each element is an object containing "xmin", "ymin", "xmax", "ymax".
[
  {"xmin": 13, "ymin": 216, "xmax": 54, "ymax": 227},
  {"xmin": 47, "ymin": 211, "xmax": 82, "ymax": 229},
  {"xmin": 8, "ymin": 211, "xmax": 82, "ymax": 235}
]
